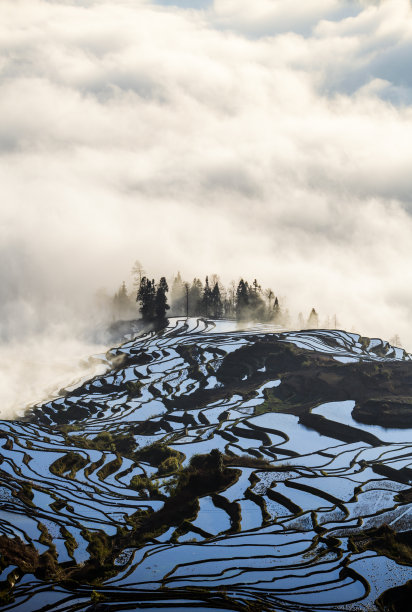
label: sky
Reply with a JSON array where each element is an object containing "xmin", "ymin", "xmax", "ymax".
[{"xmin": 1, "ymin": 0, "xmax": 412, "ymax": 412}]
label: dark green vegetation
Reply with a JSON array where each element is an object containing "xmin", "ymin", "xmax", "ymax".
[
  {"xmin": 169, "ymin": 337, "xmax": 412, "ymax": 435},
  {"xmin": 350, "ymin": 524, "xmax": 412, "ymax": 566},
  {"xmin": 137, "ymin": 276, "xmax": 170, "ymax": 322},
  {"xmin": 353, "ymin": 397, "xmax": 412, "ymax": 429},
  {"xmin": 349, "ymin": 525, "xmax": 412, "ymax": 612},
  {"xmin": 376, "ymin": 580, "xmax": 412, "ymax": 612},
  {"xmin": 112, "ymin": 263, "xmax": 329, "ymax": 328},
  {"xmin": 0, "ymin": 441, "xmax": 239, "ymax": 588},
  {"xmin": 1, "ymin": 320, "xmax": 412, "ymax": 610}
]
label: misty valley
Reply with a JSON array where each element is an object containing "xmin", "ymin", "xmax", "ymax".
[{"xmin": 0, "ymin": 318, "xmax": 412, "ymax": 611}]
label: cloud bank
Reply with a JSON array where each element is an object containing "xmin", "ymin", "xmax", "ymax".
[{"xmin": 2, "ymin": 0, "xmax": 412, "ymax": 411}]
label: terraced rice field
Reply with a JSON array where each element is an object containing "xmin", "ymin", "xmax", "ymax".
[{"xmin": 1, "ymin": 318, "xmax": 412, "ymax": 611}]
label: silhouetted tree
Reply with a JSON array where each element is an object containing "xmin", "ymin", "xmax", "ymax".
[
  {"xmin": 265, "ymin": 288, "xmax": 274, "ymax": 312},
  {"xmin": 126, "ymin": 259, "xmax": 327, "ymax": 327},
  {"xmin": 137, "ymin": 277, "xmax": 156, "ymax": 321},
  {"xmin": 184, "ymin": 282, "xmax": 189, "ymax": 317},
  {"xmin": 236, "ymin": 279, "xmax": 249, "ymax": 320},
  {"xmin": 202, "ymin": 276, "xmax": 212, "ymax": 317},
  {"xmin": 209, "ymin": 273, "xmax": 220, "ymax": 289},
  {"xmin": 248, "ymin": 279, "xmax": 265, "ymax": 320},
  {"xmin": 155, "ymin": 277, "xmax": 170, "ymax": 321},
  {"xmin": 211, "ymin": 282, "xmax": 223, "ymax": 318},
  {"xmin": 273, "ymin": 297, "xmax": 282, "ymax": 324}
]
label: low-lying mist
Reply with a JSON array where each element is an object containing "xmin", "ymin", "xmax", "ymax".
[
  {"xmin": 0, "ymin": 276, "xmax": 406, "ymax": 421},
  {"xmin": 2, "ymin": 0, "xmax": 412, "ymax": 417},
  {"xmin": 0, "ymin": 331, "xmax": 108, "ymax": 420}
]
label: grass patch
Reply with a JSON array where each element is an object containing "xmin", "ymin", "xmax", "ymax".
[
  {"xmin": 349, "ymin": 524, "xmax": 412, "ymax": 566},
  {"xmin": 126, "ymin": 380, "xmax": 143, "ymax": 397},
  {"xmin": 130, "ymin": 475, "xmax": 160, "ymax": 496},
  {"xmin": 50, "ymin": 452, "xmax": 88, "ymax": 479}
]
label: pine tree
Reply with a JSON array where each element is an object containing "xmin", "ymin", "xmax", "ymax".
[
  {"xmin": 201, "ymin": 276, "xmax": 212, "ymax": 317},
  {"xmin": 265, "ymin": 289, "xmax": 275, "ymax": 318},
  {"xmin": 236, "ymin": 279, "xmax": 249, "ymax": 320},
  {"xmin": 252, "ymin": 279, "xmax": 261, "ymax": 294},
  {"xmin": 137, "ymin": 277, "xmax": 156, "ymax": 321},
  {"xmin": 211, "ymin": 282, "xmax": 223, "ymax": 318},
  {"xmin": 248, "ymin": 279, "xmax": 265, "ymax": 320},
  {"xmin": 184, "ymin": 282, "xmax": 189, "ymax": 317},
  {"xmin": 155, "ymin": 277, "xmax": 170, "ymax": 321},
  {"xmin": 273, "ymin": 297, "xmax": 281, "ymax": 324}
]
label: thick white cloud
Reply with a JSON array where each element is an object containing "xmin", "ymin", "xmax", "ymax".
[
  {"xmin": 211, "ymin": 0, "xmax": 358, "ymax": 36},
  {"xmin": 2, "ymin": 0, "xmax": 412, "ymax": 412}
]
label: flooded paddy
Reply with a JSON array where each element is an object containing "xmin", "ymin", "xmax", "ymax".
[{"xmin": 1, "ymin": 318, "xmax": 412, "ymax": 610}]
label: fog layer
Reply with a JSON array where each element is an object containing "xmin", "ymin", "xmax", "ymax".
[{"xmin": 1, "ymin": 0, "xmax": 412, "ymax": 413}]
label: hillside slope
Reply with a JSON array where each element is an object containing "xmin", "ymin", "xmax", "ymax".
[{"xmin": 1, "ymin": 318, "xmax": 412, "ymax": 611}]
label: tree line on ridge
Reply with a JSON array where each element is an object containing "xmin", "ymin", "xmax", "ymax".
[{"xmin": 111, "ymin": 261, "xmax": 322, "ymax": 328}]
